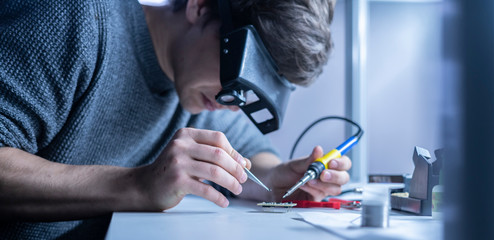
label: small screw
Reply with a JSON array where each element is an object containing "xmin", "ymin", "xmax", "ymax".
[
  {"xmin": 224, "ymin": 38, "xmax": 229, "ymax": 43},
  {"xmin": 223, "ymin": 49, "xmax": 229, "ymax": 54}
]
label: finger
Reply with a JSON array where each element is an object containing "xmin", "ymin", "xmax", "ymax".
[
  {"xmin": 178, "ymin": 128, "xmax": 247, "ymax": 167},
  {"xmin": 188, "ymin": 160, "xmax": 244, "ymax": 195},
  {"xmin": 328, "ymin": 155, "xmax": 352, "ymax": 171},
  {"xmin": 319, "ymin": 169, "xmax": 350, "ymax": 185},
  {"xmin": 186, "ymin": 179, "xmax": 230, "ymax": 208},
  {"xmin": 307, "ymin": 179, "xmax": 344, "ymax": 196},
  {"xmin": 244, "ymin": 157, "xmax": 252, "ymax": 170},
  {"xmin": 288, "ymin": 146, "xmax": 324, "ymax": 174},
  {"xmin": 187, "ymin": 143, "xmax": 248, "ymax": 183}
]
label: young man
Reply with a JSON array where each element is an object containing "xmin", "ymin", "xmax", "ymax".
[{"xmin": 0, "ymin": 0, "xmax": 351, "ymax": 239}]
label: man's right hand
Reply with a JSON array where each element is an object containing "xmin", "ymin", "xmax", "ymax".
[
  {"xmin": 0, "ymin": 128, "xmax": 250, "ymax": 221},
  {"xmin": 135, "ymin": 128, "xmax": 251, "ymax": 210}
]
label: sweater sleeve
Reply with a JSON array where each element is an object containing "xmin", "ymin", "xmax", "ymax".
[{"xmin": 0, "ymin": 0, "xmax": 99, "ymax": 153}]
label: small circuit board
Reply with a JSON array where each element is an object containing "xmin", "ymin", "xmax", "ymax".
[{"xmin": 257, "ymin": 202, "xmax": 297, "ymax": 213}]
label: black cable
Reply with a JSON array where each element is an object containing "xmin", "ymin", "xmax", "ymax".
[{"xmin": 289, "ymin": 116, "xmax": 363, "ymax": 159}]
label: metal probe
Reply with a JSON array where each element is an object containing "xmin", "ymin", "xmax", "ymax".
[
  {"xmin": 245, "ymin": 167, "xmax": 271, "ymax": 191},
  {"xmin": 283, "ymin": 135, "xmax": 361, "ymax": 199}
]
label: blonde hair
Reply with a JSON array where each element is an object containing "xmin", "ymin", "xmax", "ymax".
[
  {"xmin": 173, "ymin": 0, "xmax": 335, "ymax": 86},
  {"xmin": 230, "ymin": 0, "xmax": 335, "ymax": 86}
]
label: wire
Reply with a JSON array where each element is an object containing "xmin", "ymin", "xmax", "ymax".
[{"xmin": 289, "ymin": 116, "xmax": 363, "ymax": 159}]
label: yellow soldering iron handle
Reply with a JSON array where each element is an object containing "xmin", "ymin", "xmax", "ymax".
[
  {"xmin": 314, "ymin": 149, "xmax": 341, "ymax": 169},
  {"xmin": 314, "ymin": 135, "xmax": 360, "ymax": 169}
]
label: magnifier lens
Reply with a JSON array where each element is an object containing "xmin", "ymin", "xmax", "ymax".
[
  {"xmin": 216, "ymin": 89, "xmax": 246, "ymax": 106},
  {"xmin": 220, "ymin": 95, "xmax": 235, "ymax": 103}
]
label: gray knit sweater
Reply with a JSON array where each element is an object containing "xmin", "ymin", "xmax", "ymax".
[{"xmin": 0, "ymin": 0, "xmax": 276, "ymax": 239}]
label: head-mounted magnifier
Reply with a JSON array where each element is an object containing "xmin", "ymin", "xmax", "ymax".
[{"xmin": 215, "ymin": 0, "xmax": 295, "ymax": 134}]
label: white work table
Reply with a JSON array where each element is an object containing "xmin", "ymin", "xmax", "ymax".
[{"xmin": 106, "ymin": 195, "xmax": 442, "ymax": 240}]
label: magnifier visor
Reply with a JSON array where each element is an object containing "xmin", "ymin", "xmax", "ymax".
[
  {"xmin": 216, "ymin": 25, "xmax": 294, "ymax": 134},
  {"xmin": 215, "ymin": 0, "xmax": 295, "ymax": 134}
]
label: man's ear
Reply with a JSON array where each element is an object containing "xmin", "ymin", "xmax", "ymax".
[{"xmin": 185, "ymin": 0, "xmax": 210, "ymax": 24}]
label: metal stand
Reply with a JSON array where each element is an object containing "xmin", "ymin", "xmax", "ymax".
[{"xmin": 390, "ymin": 146, "xmax": 443, "ymax": 216}]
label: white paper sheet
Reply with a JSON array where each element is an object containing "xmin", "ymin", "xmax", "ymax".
[{"xmin": 298, "ymin": 211, "xmax": 443, "ymax": 240}]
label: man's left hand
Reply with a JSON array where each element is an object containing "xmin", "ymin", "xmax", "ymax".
[{"xmin": 267, "ymin": 146, "xmax": 352, "ymax": 202}]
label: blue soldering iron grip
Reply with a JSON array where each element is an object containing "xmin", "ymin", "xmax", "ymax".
[{"xmin": 336, "ymin": 136, "xmax": 358, "ymax": 155}]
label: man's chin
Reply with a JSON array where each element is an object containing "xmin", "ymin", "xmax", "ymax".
[{"xmin": 178, "ymin": 98, "xmax": 202, "ymax": 114}]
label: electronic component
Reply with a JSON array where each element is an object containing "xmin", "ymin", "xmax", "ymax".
[{"xmin": 257, "ymin": 202, "xmax": 297, "ymax": 213}]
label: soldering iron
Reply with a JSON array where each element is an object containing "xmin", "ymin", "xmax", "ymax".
[{"xmin": 283, "ymin": 117, "xmax": 364, "ymax": 199}]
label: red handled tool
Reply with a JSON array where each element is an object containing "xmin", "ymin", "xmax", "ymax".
[{"xmin": 282, "ymin": 198, "xmax": 361, "ymax": 209}]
